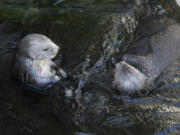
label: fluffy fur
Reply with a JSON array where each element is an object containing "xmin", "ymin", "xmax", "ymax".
[{"xmin": 14, "ymin": 34, "xmax": 66, "ymax": 89}]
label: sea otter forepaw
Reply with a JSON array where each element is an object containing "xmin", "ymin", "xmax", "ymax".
[
  {"xmin": 57, "ymin": 68, "xmax": 67, "ymax": 79},
  {"xmin": 52, "ymin": 75, "xmax": 61, "ymax": 83}
]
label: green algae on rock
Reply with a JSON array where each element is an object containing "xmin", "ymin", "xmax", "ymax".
[{"xmin": 0, "ymin": 0, "xmax": 39, "ymax": 27}]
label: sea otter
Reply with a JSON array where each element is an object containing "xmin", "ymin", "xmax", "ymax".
[
  {"xmin": 13, "ymin": 34, "xmax": 67, "ymax": 90},
  {"xmin": 114, "ymin": 18, "xmax": 180, "ymax": 94}
]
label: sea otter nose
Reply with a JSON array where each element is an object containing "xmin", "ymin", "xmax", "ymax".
[{"xmin": 55, "ymin": 45, "xmax": 59, "ymax": 51}]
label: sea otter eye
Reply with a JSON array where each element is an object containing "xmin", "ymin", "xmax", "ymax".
[{"xmin": 43, "ymin": 48, "xmax": 48, "ymax": 51}]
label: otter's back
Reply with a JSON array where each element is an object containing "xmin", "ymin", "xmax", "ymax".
[{"xmin": 150, "ymin": 24, "xmax": 180, "ymax": 73}]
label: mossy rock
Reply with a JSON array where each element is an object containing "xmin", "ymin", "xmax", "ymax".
[{"xmin": 0, "ymin": 0, "xmax": 39, "ymax": 27}]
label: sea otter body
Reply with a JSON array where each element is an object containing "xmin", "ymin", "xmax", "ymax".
[
  {"xmin": 114, "ymin": 20, "xmax": 180, "ymax": 94},
  {"xmin": 14, "ymin": 34, "xmax": 66, "ymax": 90}
]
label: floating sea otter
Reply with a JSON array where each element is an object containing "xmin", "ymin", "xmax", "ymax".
[
  {"xmin": 114, "ymin": 18, "xmax": 180, "ymax": 94},
  {"xmin": 13, "ymin": 34, "xmax": 67, "ymax": 90}
]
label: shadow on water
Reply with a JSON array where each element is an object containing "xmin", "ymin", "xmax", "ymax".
[{"xmin": 0, "ymin": 0, "xmax": 180, "ymax": 135}]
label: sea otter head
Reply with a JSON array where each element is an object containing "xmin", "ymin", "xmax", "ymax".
[
  {"xmin": 17, "ymin": 34, "xmax": 59, "ymax": 60},
  {"xmin": 113, "ymin": 61, "xmax": 148, "ymax": 93}
]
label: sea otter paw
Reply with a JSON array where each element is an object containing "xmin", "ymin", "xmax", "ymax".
[
  {"xmin": 52, "ymin": 75, "xmax": 60, "ymax": 83},
  {"xmin": 57, "ymin": 68, "xmax": 67, "ymax": 79}
]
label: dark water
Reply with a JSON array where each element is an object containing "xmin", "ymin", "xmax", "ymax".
[{"xmin": 0, "ymin": 1, "xmax": 180, "ymax": 135}]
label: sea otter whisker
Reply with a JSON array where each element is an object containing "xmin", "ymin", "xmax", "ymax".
[
  {"xmin": 157, "ymin": 82, "xmax": 180, "ymax": 91},
  {"xmin": 0, "ymin": 50, "xmax": 14, "ymax": 57},
  {"xmin": 0, "ymin": 47, "xmax": 15, "ymax": 50},
  {"xmin": 154, "ymin": 74, "xmax": 178, "ymax": 86}
]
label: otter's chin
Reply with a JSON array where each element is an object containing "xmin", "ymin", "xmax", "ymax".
[{"xmin": 114, "ymin": 61, "xmax": 148, "ymax": 93}]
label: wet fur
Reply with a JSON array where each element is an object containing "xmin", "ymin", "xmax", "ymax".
[
  {"xmin": 114, "ymin": 18, "xmax": 180, "ymax": 93},
  {"xmin": 14, "ymin": 34, "xmax": 66, "ymax": 89}
]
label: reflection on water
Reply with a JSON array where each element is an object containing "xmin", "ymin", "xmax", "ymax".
[{"xmin": 0, "ymin": 0, "xmax": 179, "ymax": 135}]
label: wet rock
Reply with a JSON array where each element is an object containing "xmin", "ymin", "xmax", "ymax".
[{"xmin": 86, "ymin": 1, "xmax": 151, "ymax": 65}]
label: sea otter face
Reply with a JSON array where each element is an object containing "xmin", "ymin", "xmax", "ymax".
[
  {"xmin": 17, "ymin": 34, "xmax": 59, "ymax": 60},
  {"xmin": 114, "ymin": 61, "xmax": 148, "ymax": 93}
]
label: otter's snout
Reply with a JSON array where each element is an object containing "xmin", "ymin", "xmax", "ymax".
[
  {"xmin": 114, "ymin": 61, "xmax": 148, "ymax": 93},
  {"xmin": 53, "ymin": 46, "xmax": 59, "ymax": 56},
  {"xmin": 50, "ymin": 43, "xmax": 59, "ymax": 59}
]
